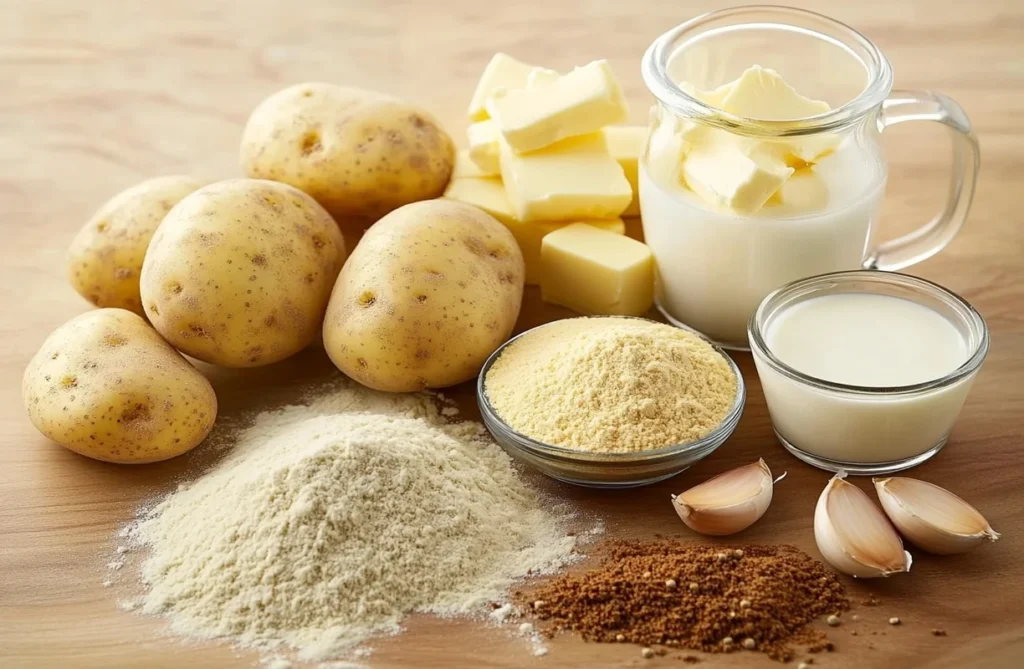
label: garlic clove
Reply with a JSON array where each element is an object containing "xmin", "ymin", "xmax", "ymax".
[
  {"xmin": 814, "ymin": 472, "xmax": 912, "ymax": 578},
  {"xmin": 671, "ymin": 459, "xmax": 776, "ymax": 536},
  {"xmin": 873, "ymin": 477, "xmax": 1000, "ymax": 555}
]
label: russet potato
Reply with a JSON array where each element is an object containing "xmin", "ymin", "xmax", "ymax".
[
  {"xmin": 140, "ymin": 178, "xmax": 347, "ymax": 367},
  {"xmin": 240, "ymin": 82, "xmax": 455, "ymax": 220},
  {"xmin": 323, "ymin": 200, "xmax": 524, "ymax": 392},
  {"xmin": 67, "ymin": 175, "xmax": 206, "ymax": 315},
  {"xmin": 22, "ymin": 309, "xmax": 217, "ymax": 464}
]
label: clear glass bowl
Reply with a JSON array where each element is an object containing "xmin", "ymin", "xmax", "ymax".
[
  {"xmin": 476, "ymin": 317, "xmax": 746, "ymax": 488},
  {"xmin": 749, "ymin": 270, "xmax": 989, "ymax": 475}
]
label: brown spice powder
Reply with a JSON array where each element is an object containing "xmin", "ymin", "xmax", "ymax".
[{"xmin": 519, "ymin": 541, "xmax": 849, "ymax": 661}]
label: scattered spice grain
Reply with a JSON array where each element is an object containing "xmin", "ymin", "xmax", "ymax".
[
  {"xmin": 520, "ymin": 541, "xmax": 848, "ymax": 661},
  {"xmin": 889, "ymin": 617, "xmax": 901, "ymax": 626},
  {"xmin": 931, "ymin": 628, "xmax": 947, "ymax": 637},
  {"xmin": 827, "ymin": 615, "xmax": 841, "ymax": 627},
  {"xmin": 642, "ymin": 647, "xmax": 655, "ymax": 659}
]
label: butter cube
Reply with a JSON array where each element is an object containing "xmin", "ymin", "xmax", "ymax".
[
  {"xmin": 499, "ymin": 132, "xmax": 632, "ymax": 222},
  {"xmin": 452, "ymin": 149, "xmax": 491, "ymax": 179},
  {"xmin": 467, "ymin": 120, "xmax": 501, "ymax": 175},
  {"xmin": 515, "ymin": 218, "xmax": 625, "ymax": 285},
  {"xmin": 443, "ymin": 176, "xmax": 625, "ymax": 284},
  {"xmin": 541, "ymin": 223, "xmax": 654, "ymax": 316},
  {"xmin": 527, "ymin": 67, "xmax": 560, "ymax": 88},
  {"xmin": 681, "ymin": 130, "xmax": 793, "ymax": 214},
  {"xmin": 603, "ymin": 126, "xmax": 648, "ymax": 217},
  {"xmin": 443, "ymin": 176, "xmax": 514, "ymax": 223},
  {"xmin": 468, "ymin": 53, "xmax": 537, "ymax": 121},
  {"xmin": 487, "ymin": 60, "xmax": 629, "ymax": 153}
]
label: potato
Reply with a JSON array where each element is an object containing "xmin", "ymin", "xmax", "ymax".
[
  {"xmin": 22, "ymin": 309, "xmax": 217, "ymax": 464},
  {"xmin": 323, "ymin": 200, "xmax": 524, "ymax": 392},
  {"xmin": 140, "ymin": 179, "xmax": 347, "ymax": 368},
  {"xmin": 240, "ymin": 82, "xmax": 455, "ymax": 220},
  {"xmin": 67, "ymin": 175, "xmax": 206, "ymax": 315}
]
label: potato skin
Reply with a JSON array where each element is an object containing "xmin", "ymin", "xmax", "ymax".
[
  {"xmin": 140, "ymin": 179, "xmax": 347, "ymax": 368},
  {"xmin": 22, "ymin": 309, "xmax": 217, "ymax": 464},
  {"xmin": 240, "ymin": 82, "xmax": 455, "ymax": 220},
  {"xmin": 67, "ymin": 175, "xmax": 206, "ymax": 315},
  {"xmin": 324, "ymin": 200, "xmax": 524, "ymax": 392}
]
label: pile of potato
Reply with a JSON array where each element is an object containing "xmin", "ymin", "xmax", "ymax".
[{"xmin": 24, "ymin": 83, "xmax": 525, "ymax": 464}]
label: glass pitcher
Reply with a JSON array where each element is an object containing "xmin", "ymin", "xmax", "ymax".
[{"xmin": 638, "ymin": 5, "xmax": 979, "ymax": 349}]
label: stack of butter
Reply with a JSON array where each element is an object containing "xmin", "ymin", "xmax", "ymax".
[{"xmin": 444, "ymin": 53, "xmax": 654, "ymax": 317}]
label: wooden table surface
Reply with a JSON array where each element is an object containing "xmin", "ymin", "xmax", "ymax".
[{"xmin": 2, "ymin": 1, "xmax": 1023, "ymax": 667}]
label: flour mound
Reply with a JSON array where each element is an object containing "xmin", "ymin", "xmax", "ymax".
[{"xmin": 132, "ymin": 384, "xmax": 577, "ymax": 660}]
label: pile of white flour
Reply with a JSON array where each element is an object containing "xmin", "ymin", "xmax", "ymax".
[{"xmin": 127, "ymin": 381, "xmax": 578, "ymax": 661}]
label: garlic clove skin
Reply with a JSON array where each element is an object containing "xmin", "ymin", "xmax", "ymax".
[
  {"xmin": 814, "ymin": 472, "xmax": 912, "ymax": 578},
  {"xmin": 874, "ymin": 477, "xmax": 1000, "ymax": 555},
  {"xmin": 671, "ymin": 459, "xmax": 775, "ymax": 536}
]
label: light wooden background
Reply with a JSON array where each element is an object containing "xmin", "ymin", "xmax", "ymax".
[{"xmin": 1, "ymin": 1, "xmax": 1023, "ymax": 668}]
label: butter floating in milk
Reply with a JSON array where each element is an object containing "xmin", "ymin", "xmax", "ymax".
[
  {"xmin": 487, "ymin": 60, "xmax": 629, "ymax": 154},
  {"xmin": 654, "ymin": 65, "xmax": 840, "ymax": 213},
  {"xmin": 681, "ymin": 130, "xmax": 795, "ymax": 214}
]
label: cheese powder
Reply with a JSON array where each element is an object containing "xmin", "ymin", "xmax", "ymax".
[{"xmin": 484, "ymin": 318, "xmax": 737, "ymax": 453}]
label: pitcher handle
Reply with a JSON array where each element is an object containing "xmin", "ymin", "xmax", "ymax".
[{"xmin": 864, "ymin": 90, "xmax": 980, "ymax": 271}]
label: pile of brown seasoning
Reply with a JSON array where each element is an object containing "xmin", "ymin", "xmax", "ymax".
[{"xmin": 520, "ymin": 541, "xmax": 849, "ymax": 661}]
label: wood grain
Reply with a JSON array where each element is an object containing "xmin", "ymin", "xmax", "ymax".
[{"xmin": 2, "ymin": 1, "xmax": 1023, "ymax": 667}]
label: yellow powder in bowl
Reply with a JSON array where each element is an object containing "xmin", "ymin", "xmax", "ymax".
[{"xmin": 484, "ymin": 317, "xmax": 738, "ymax": 453}]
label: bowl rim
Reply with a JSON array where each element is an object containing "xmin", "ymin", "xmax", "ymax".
[
  {"xmin": 476, "ymin": 315, "xmax": 746, "ymax": 462},
  {"xmin": 747, "ymin": 270, "xmax": 990, "ymax": 396}
]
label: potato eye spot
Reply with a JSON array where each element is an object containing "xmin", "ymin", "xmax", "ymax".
[
  {"xmin": 357, "ymin": 291, "xmax": 376, "ymax": 307},
  {"xmin": 120, "ymin": 403, "xmax": 152, "ymax": 426},
  {"xmin": 149, "ymin": 303, "xmax": 160, "ymax": 316},
  {"xmin": 424, "ymin": 269, "xmax": 444, "ymax": 280},
  {"xmin": 415, "ymin": 294, "xmax": 428, "ymax": 304},
  {"xmin": 104, "ymin": 334, "xmax": 128, "ymax": 347},
  {"xmin": 95, "ymin": 221, "xmax": 109, "ymax": 233},
  {"xmin": 60, "ymin": 375, "xmax": 78, "ymax": 389},
  {"xmin": 167, "ymin": 281, "xmax": 183, "ymax": 295},
  {"xmin": 302, "ymin": 89, "xmax": 314, "ymax": 98},
  {"xmin": 356, "ymin": 357, "xmax": 368, "ymax": 368},
  {"xmin": 50, "ymin": 352, "xmax": 60, "ymax": 360},
  {"xmin": 115, "ymin": 267, "xmax": 133, "ymax": 279},
  {"xmin": 251, "ymin": 254, "xmax": 268, "ymax": 267},
  {"xmin": 488, "ymin": 246, "xmax": 508, "ymax": 259},
  {"xmin": 300, "ymin": 130, "xmax": 322, "ymax": 156},
  {"xmin": 311, "ymin": 235, "xmax": 326, "ymax": 250}
]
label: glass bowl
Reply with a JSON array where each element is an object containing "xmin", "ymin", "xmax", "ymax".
[
  {"xmin": 476, "ymin": 316, "xmax": 746, "ymax": 488},
  {"xmin": 749, "ymin": 270, "xmax": 989, "ymax": 475}
]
